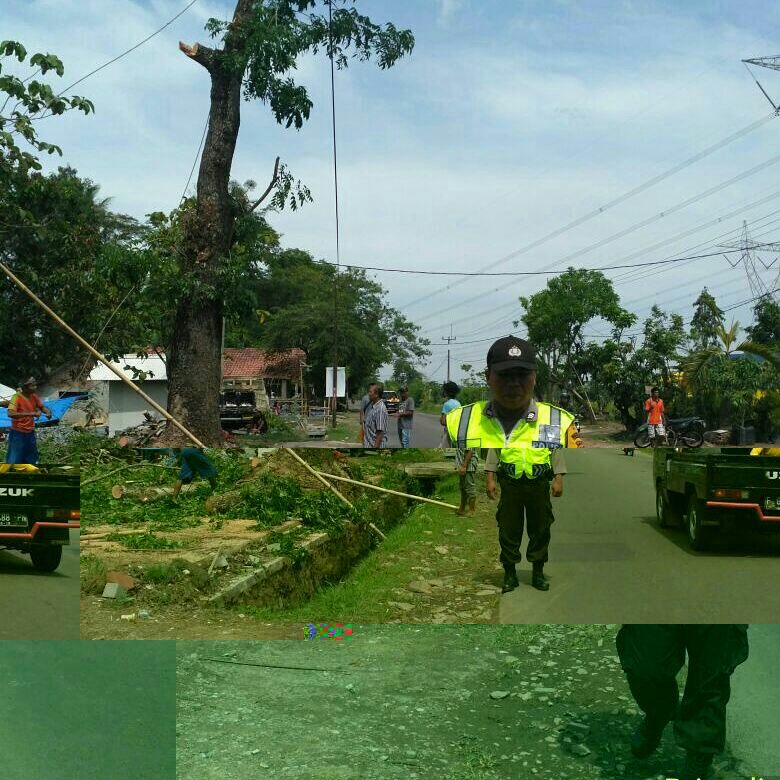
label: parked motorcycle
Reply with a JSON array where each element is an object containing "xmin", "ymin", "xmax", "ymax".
[{"xmin": 634, "ymin": 417, "xmax": 706, "ymax": 448}]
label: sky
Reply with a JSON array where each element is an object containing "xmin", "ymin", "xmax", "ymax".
[{"xmin": 6, "ymin": 0, "xmax": 780, "ymax": 384}]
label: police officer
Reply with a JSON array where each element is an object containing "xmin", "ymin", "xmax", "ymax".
[
  {"xmin": 616, "ymin": 624, "xmax": 750, "ymax": 780},
  {"xmin": 445, "ymin": 336, "xmax": 578, "ymax": 449}
]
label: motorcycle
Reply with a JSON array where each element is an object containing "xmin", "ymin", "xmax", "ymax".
[{"xmin": 634, "ymin": 417, "xmax": 706, "ymax": 448}]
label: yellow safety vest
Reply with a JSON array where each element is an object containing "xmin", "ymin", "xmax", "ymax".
[{"xmin": 446, "ymin": 401, "xmax": 573, "ymax": 479}]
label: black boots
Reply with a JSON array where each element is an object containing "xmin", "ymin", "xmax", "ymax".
[
  {"xmin": 630, "ymin": 716, "xmax": 666, "ymax": 758},
  {"xmin": 531, "ymin": 563, "xmax": 550, "ymax": 591},
  {"xmin": 502, "ymin": 563, "xmax": 519, "ymax": 593},
  {"xmin": 502, "ymin": 563, "xmax": 550, "ymax": 592}
]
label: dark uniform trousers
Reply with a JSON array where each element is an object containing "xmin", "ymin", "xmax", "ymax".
[
  {"xmin": 616, "ymin": 625, "xmax": 749, "ymax": 756},
  {"xmin": 495, "ymin": 469, "xmax": 555, "ymax": 565}
]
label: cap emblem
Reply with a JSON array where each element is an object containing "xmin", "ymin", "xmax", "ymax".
[{"xmin": 508, "ymin": 346, "xmax": 522, "ymax": 357}]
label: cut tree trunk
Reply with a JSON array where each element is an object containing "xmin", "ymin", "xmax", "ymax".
[
  {"xmin": 163, "ymin": 1, "xmax": 253, "ymax": 446},
  {"xmin": 111, "ymin": 484, "xmax": 199, "ymax": 502}
]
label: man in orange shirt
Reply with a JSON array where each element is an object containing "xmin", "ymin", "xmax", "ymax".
[
  {"xmin": 644, "ymin": 387, "xmax": 667, "ymax": 448},
  {"xmin": 6, "ymin": 378, "xmax": 51, "ymax": 464}
]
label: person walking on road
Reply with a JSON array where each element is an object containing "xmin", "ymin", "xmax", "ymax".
[
  {"xmin": 362, "ymin": 383, "xmax": 390, "ymax": 448},
  {"xmin": 484, "ymin": 445, "xmax": 566, "ymax": 593},
  {"xmin": 616, "ymin": 624, "xmax": 749, "ymax": 780},
  {"xmin": 358, "ymin": 390, "xmax": 372, "ymax": 444},
  {"xmin": 645, "ymin": 387, "xmax": 668, "ymax": 448},
  {"xmin": 440, "ymin": 381, "xmax": 461, "ymax": 448},
  {"xmin": 6, "ymin": 378, "xmax": 51, "ymax": 465},
  {"xmin": 396, "ymin": 386, "xmax": 415, "ymax": 448},
  {"xmin": 455, "ymin": 447, "xmax": 479, "ymax": 516},
  {"xmin": 444, "ymin": 337, "xmax": 577, "ymax": 450}
]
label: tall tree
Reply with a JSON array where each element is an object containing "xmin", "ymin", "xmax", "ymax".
[
  {"xmin": 745, "ymin": 296, "xmax": 780, "ymax": 347},
  {"xmin": 518, "ymin": 267, "xmax": 634, "ymax": 420},
  {"xmin": 167, "ymin": 1, "xmax": 414, "ymax": 444},
  {"xmin": 230, "ymin": 247, "xmax": 429, "ymax": 395},
  {"xmin": 688, "ymin": 287, "xmax": 723, "ymax": 350}
]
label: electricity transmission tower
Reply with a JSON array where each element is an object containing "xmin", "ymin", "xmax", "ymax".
[
  {"xmin": 742, "ymin": 56, "xmax": 780, "ymax": 110},
  {"xmin": 720, "ymin": 221, "xmax": 780, "ymax": 302}
]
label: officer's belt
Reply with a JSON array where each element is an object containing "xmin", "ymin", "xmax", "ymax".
[{"xmin": 497, "ymin": 462, "xmax": 552, "ymax": 480}]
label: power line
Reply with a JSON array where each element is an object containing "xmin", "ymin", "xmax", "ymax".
[
  {"xmin": 399, "ymin": 110, "xmax": 779, "ymax": 311},
  {"xmin": 328, "ymin": 0, "xmax": 341, "ymax": 427},
  {"xmin": 315, "ymin": 248, "xmax": 743, "ymax": 276},
  {"xmin": 412, "ymin": 162, "xmax": 780, "ymax": 327},
  {"xmin": 33, "ymin": 0, "xmax": 199, "ymax": 121},
  {"xmin": 416, "ymin": 186, "xmax": 780, "ymax": 332},
  {"xmin": 179, "ymin": 114, "xmax": 209, "ymax": 204}
]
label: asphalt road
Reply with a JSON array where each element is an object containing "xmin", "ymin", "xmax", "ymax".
[
  {"xmin": 383, "ymin": 411, "xmax": 444, "ymax": 448},
  {"xmin": 729, "ymin": 624, "xmax": 780, "ymax": 777},
  {"xmin": 498, "ymin": 449, "xmax": 780, "ymax": 624},
  {"xmin": 2, "ymin": 640, "xmax": 176, "ymax": 779},
  {"xmin": 0, "ymin": 529, "xmax": 80, "ymax": 639}
]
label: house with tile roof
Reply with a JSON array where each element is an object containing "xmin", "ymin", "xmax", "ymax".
[{"xmin": 221, "ymin": 347, "xmax": 306, "ymax": 402}]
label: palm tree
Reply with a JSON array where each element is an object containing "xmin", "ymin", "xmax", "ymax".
[{"xmin": 681, "ymin": 319, "xmax": 780, "ymax": 378}]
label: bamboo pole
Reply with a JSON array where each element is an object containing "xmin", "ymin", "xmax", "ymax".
[
  {"xmin": 283, "ymin": 448, "xmax": 354, "ymax": 509},
  {"xmin": 313, "ymin": 470, "xmax": 459, "ymax": 510},
  {"xmin": 283, "ymin": 448, "xmax": 386, "ymax": 540},
  {"xmin": 0, "ymin": 261, "xmax": 207, "ymax": 448}
]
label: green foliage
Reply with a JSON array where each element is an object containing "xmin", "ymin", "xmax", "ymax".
[
  {"xmin": 584, "ymin": 305, "xmax": 686, "ymax": 429},
  {"xmin": 226, "ymin": 473, "xmax": 355, "ymax": 535},
  {"xmin": 519, "ymin": 267, "xmax": 635, "ymax": 399},
  {"xmin": 0, "ymin": 40, "xmax": 94, "ymax": 176},
  {"xmin": 745, "ymin": 296, "xmax": 780, "ymax": 347},
  {"xmin": 0, "ymin": 165, "xmax": 156, "ymax": 379},
  {"xmin": 688, "ymin": 287, "xmax": 724, "ymax": 350},
  {"xmin": 226, "ymin": 248, "xmax": 430, "ymax": 395}
]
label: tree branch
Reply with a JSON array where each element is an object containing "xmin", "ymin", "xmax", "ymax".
[
  {"xmin": 179, "ymin": 41, "xmax": 217, "ymax": 72},
  {"xmin": 248, "ymin": 156, "xmax": 281, "ymax": 213}
]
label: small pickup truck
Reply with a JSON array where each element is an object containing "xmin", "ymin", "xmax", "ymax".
[
  {"xmin": 654, "ymin": 448, "xmax": 780, "ymax": 549},
  {"xmin": 0, "ymin": 465, "xmax": 80, "ymax": 572}
]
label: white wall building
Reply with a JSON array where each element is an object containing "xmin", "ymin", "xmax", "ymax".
[{"xmin": 88, "ymin": 354, "xmax": 168, "ymax": 435}]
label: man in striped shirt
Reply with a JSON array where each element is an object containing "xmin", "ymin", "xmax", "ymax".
[{"xmin": 362, "ymin": 383, "xmax": 390, "ymax": 448}]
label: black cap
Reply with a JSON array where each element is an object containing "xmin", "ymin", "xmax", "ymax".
[{"xmin": 487, "ymin": 336, "xmax": 537, "ymax": 372}]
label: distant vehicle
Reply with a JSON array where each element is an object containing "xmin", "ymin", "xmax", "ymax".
[
  {"xmin": 219, "ymin": 389, "xmax": 268, "ymax": 433},
  {"xmin": 653, "ymin": 448, "xmax": 780, "ymax": 550},
  {"xmin": 0, "ymin": 465, "xmax": 80, "ymax": 572},
  {"xmin": 382, "ymin": 389, "xmax": 400, "ymax": 413}
]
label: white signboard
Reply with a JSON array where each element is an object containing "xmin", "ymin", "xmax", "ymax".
[{"xmin": 325, "ymin": 367, "xmax": 347, "ymax": 398}]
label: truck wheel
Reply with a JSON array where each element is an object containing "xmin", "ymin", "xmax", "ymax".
[
  {"xmin": 656, "ymin": 485, "xmax": 681, "ymax": 527},
  {"xmin": 30, "ymin": 545, "xmax": 62, "ymax": 572},
  {"xmin": 686, "ymin": 494, "xmax": 711, "ymax": 551}
]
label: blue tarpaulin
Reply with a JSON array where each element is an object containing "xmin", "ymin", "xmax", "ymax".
[{"xmin": 0, "ymin": 394, "xmax": 87, "ymax": 430}]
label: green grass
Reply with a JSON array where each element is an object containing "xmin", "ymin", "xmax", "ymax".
[{"xmin": 236, "ymin": 473, "xmax": 493, "ymax": 624}]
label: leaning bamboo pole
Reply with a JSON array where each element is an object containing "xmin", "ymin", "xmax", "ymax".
[
  {"xmin": 0, "ymin": 261, "xmax": 207, "ymax": 448},
  {"xmin": 284, "ymin": 448, "xmax": 354, "ymax": 508},
  {"xmin": 313, "ymin": 470, "xmax": 459, "ymax": 510},
  {"xmin": 283, "ymin": 448, "xmax": 386, "ymax": 540}
]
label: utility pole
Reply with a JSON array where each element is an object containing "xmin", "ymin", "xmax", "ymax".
[{"xmin": 442, "ymin": 325, "xmax": 457, "ymax": 382}]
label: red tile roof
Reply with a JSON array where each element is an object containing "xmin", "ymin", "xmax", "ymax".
[{"xmin": 222, "ymin": 348, "xmax": 306, "ymax": 380}]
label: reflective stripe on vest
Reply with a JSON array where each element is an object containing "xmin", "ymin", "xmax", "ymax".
[{"xmin": 456, "ymin": 404, "xmax": 473, "ymax": 448}]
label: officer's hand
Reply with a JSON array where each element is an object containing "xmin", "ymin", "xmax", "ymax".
[
  {"xmin": 486, "ymin": 477, "xmax": 498, "ymax": 500},
  {"xmin": 551, "ymin": 474, "xmax": 563, "ymax": 498}
]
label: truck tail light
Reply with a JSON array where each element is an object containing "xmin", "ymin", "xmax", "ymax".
[
  {"xmin": 714, "ymin": 489, "xmax": 749, "ymax": 499},
  {"xmin": 69, "ymin": 510, "xmax": 80, "ymax": 520}
]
